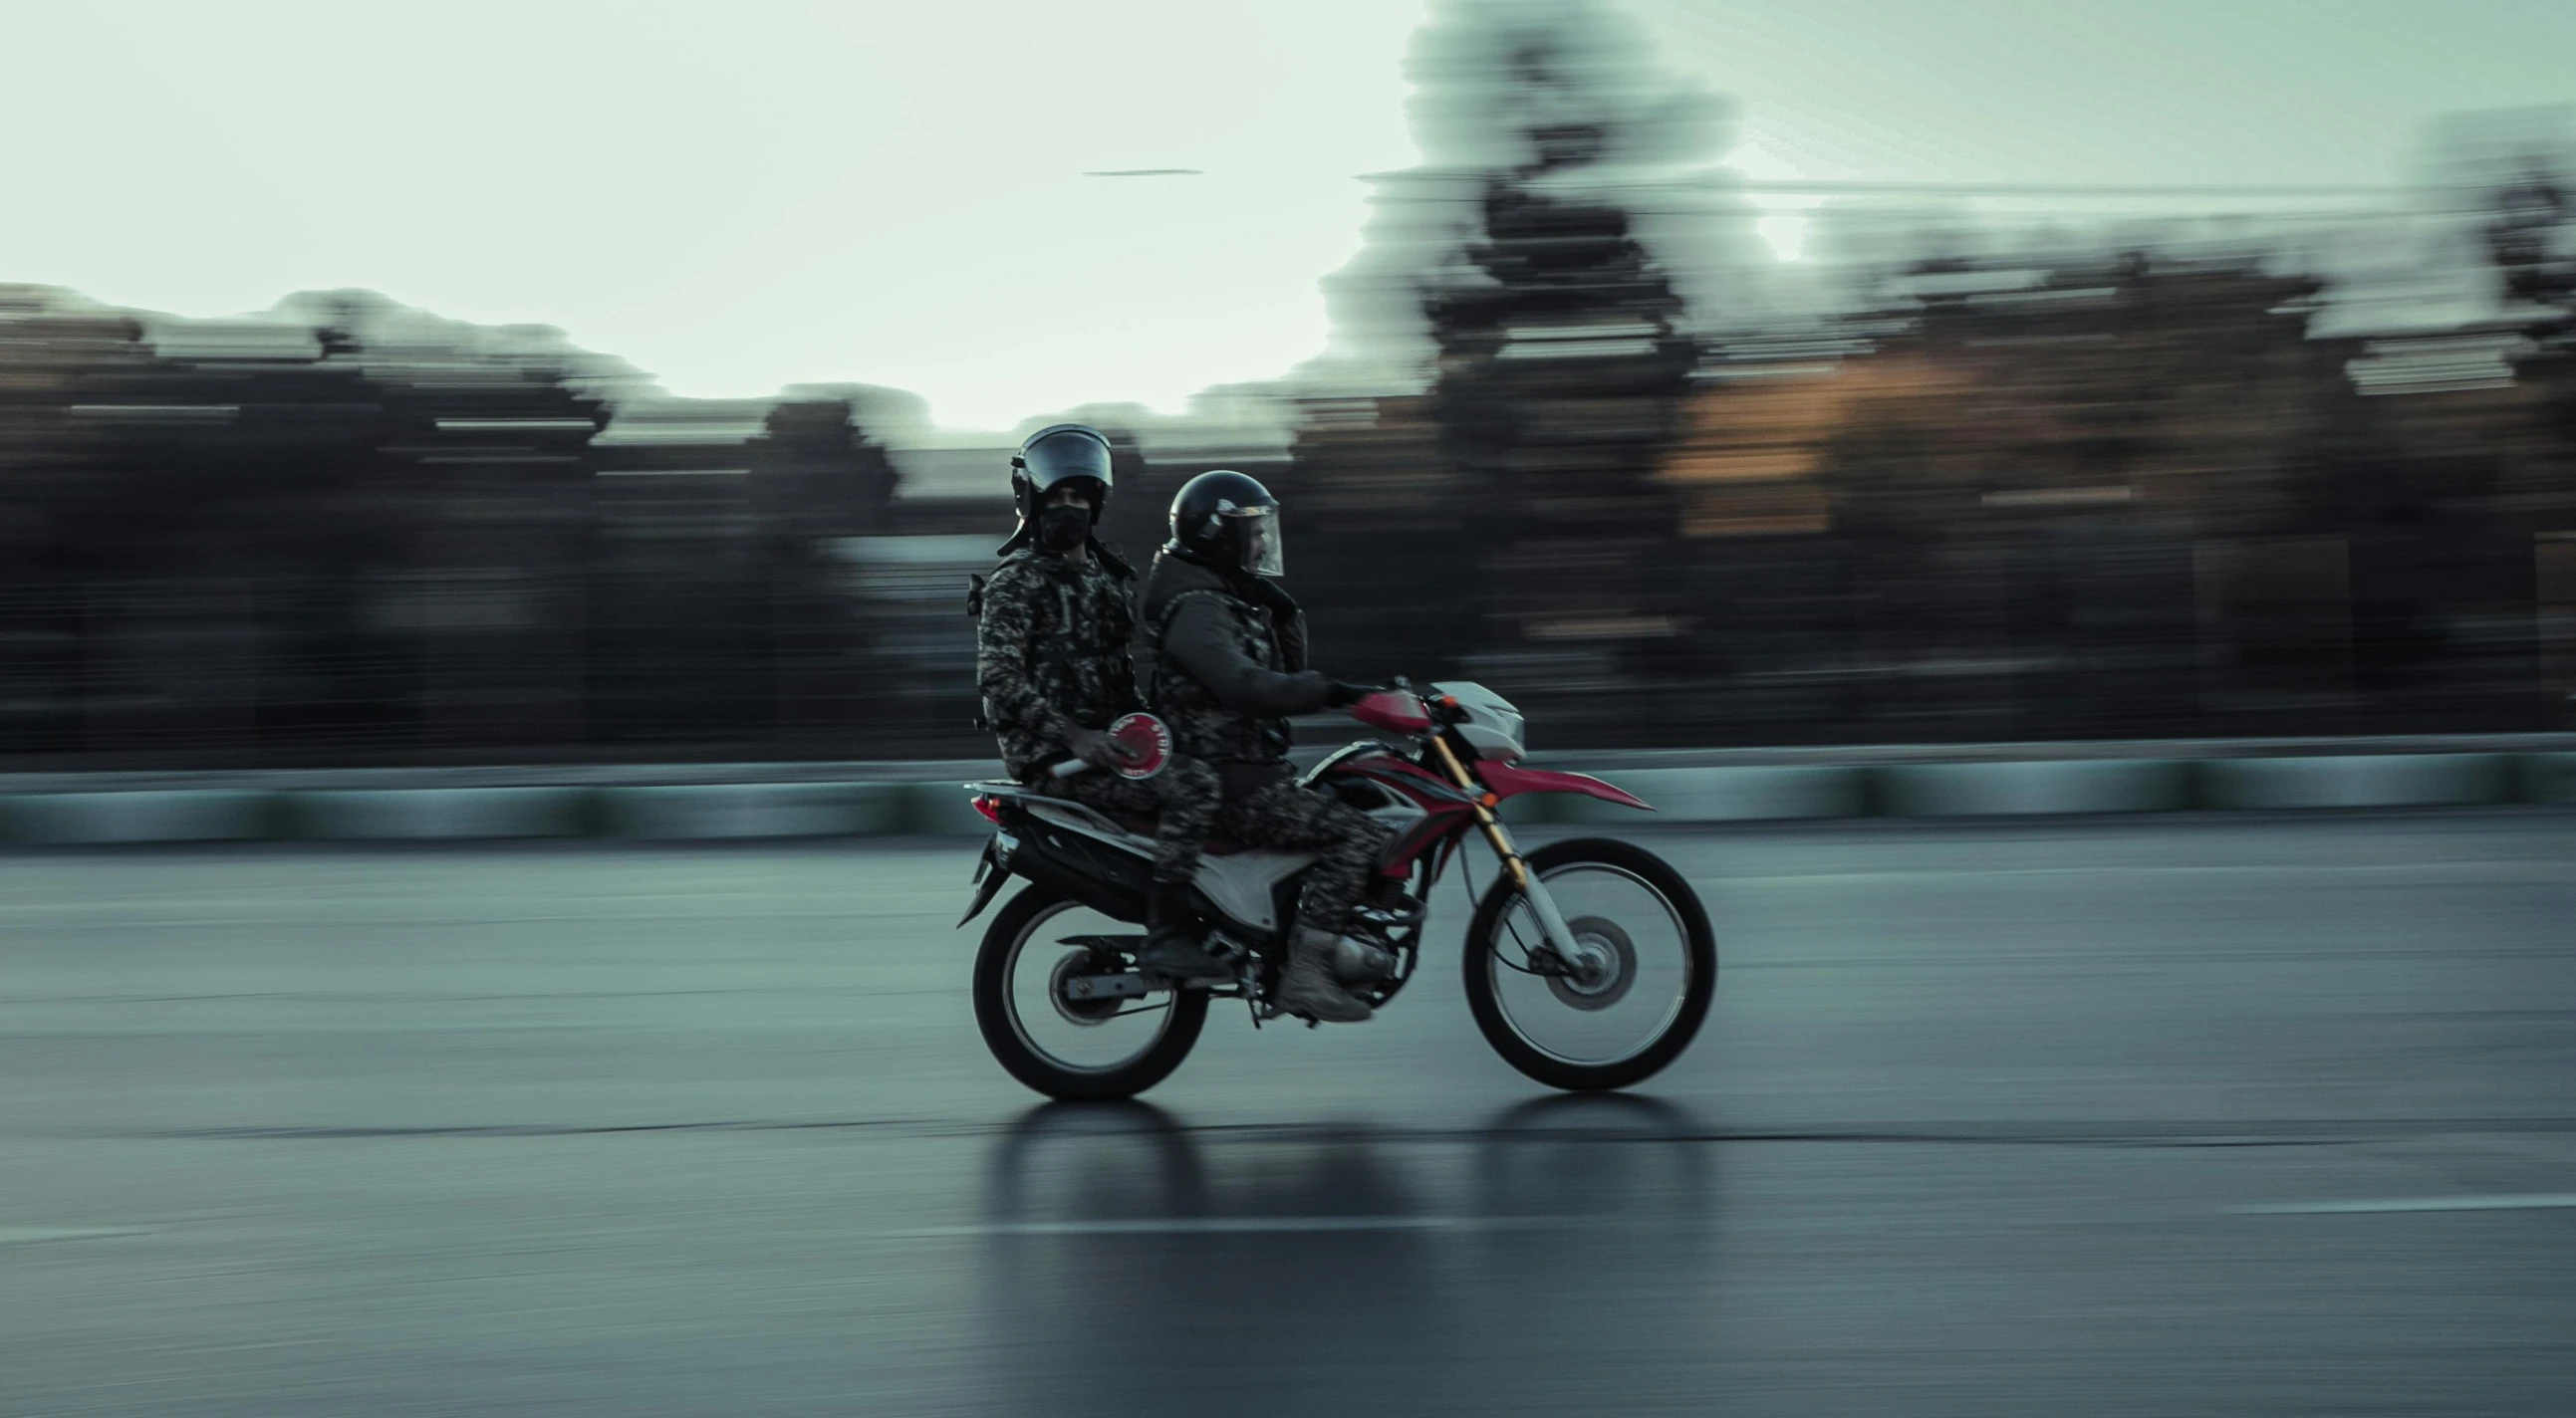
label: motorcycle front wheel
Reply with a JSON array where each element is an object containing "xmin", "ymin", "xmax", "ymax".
[
  {"xmin": 973, "ymin": 883, "xmax": 1209, "ymax": 1101},
  {"xmin": 1462, "ymin": 837, "xmax": 1715, "ymax": 1092}
]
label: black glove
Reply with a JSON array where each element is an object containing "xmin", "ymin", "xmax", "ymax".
[
  {"xmin": 1064, "ymin": 725, "xmax": 1132, "ymax": 770},
  {"xmin": 1321, "ymin": 680, "xmax": 1374, "ymax": 709}
]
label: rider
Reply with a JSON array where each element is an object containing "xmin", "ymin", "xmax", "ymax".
[
  {"xmin": 1142, "ymin": 470, "xmax": 1392, "ymax": 1024},
  {"xmin": 973, "ymin": 424, "xmax": 1232, "ymax": 985}
]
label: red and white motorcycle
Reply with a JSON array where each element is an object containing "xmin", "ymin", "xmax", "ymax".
[{"xmin": 957, "ymin": 683, "xmax": 1715, "ymax": 1100}]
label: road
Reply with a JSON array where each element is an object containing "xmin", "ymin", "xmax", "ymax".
[{"xmin": 4, "ymin": 813, "xmax": 2573, "ymax": 1416}]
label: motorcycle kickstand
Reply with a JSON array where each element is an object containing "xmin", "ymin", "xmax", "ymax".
[{"xmin": 1246, "ymin": 992, "xmax": 1305, "ymax": 1031}]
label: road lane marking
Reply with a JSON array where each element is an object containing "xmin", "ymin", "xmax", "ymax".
[
  {"xmin": 894, "ymin": 1215, "xmax": 1591, "ymax": 1238},
  {"xmin": 2238, "ymin": 1193, "xmax": 2576, "ymax": 1215},
  {"xmin": 0, "ymin": 1227, "xmax": 151, "ymax": 1245}
]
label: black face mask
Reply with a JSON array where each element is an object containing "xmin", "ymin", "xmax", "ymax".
[{"xmin": 1036, "ymin": 505, "xmax": 1091, "ymax": 552}]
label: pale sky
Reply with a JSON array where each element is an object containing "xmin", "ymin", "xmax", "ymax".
[{"xmin": 5, "ymin": 1, "xmax": 2572, "ymax": 430}]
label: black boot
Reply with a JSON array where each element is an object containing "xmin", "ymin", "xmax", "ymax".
[
  {"xmin": 1136, "ymin": 885, "xmax": 1231, "ymax": 985},
  {"xmin": 1275, "ymin": 925, "xmax": 1374, "ymax": 1023}
]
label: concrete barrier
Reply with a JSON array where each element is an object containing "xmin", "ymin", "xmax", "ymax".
[
  {"xmin": 2516, "ymin": 753, "xmax": 2576, "ymax": 805},
  {"xmin": 287, "ymin": 788, "xmax": 591, "ymax": 840},
  {"xmin": 2193, "ymin": 754, "xmax": 2512, "ymax": 811},
  {"xmin": 0, "ymin": 790, "xmax": 277, "ymax": 844},
  {"xmin": 593, "ymin": 783, "xmax": 903, "ymax": 839},
  {"xmin": 3, "ymin": 742, "xmax": 2565, "ymax": 844},
  {"xmin": 1874, "ymin": 759, "xmax": 2190, "ymax": 818},
  {"xmin": 902, "ymin": 780, "xmax": 1003, "ymax": 835},
  {"xmin": 1509, "ymin": 765, "xmax": 1865, "ymax": 825}
]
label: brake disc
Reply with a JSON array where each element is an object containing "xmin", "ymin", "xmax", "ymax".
[{"xmin": 1544, "ymin": 915, "xmax": 1637, "ymax": 1013}]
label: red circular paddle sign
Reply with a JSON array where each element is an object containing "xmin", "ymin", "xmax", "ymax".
[{"xmin": 1108, "ymin": 712, "xmax": 1171, "ymax": 780}]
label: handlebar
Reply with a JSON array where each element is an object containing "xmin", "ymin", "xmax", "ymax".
[
  {"xmin": 1400, "ymin": 683, "xmax": 1468, "ymax": 727},
  {"xmin": 1345, "ymin": 679, "xmax": 1470, "ymax": 736}
]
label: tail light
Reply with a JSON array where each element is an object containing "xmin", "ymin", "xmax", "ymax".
[{"xmin": 971, "ymin": 796, "xmax": 1005, "ymax": 826}]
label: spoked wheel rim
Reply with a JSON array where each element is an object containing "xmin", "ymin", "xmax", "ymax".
[
  {"xmin": 1485, "ymin": 862, "xmax": 1694, "ymax": 1070},
  {"xmin": 1003, "ymin": 898, "xmax": 1181, "ymax": 1077}
]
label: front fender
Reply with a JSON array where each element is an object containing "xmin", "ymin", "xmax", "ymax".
[{"xmin": 1471, "ymin": 762, "xmax": 1653, "ymax": 812}]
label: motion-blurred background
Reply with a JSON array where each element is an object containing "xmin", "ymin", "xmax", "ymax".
[
  {"xmin": 8, "ymin": 0, "xmax": 2574, "ymax": 769},
  {"xmin": 10, "ymin": 7, "xmax": 2576, "ymax": 1415}
]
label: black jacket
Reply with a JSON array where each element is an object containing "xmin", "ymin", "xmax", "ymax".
[
  {"xmin": 974, "ymin": 548, "xmax": 1144, "ymax": 780},
  {"xmin": 1141, "ymin": 551, "xmax": 1331, "ymax": 789}
]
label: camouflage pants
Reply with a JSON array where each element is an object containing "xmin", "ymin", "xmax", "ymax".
[
  {"xmin": 1216, "ymin": 778, "xmax": 1394, "ymax": 935},
  {"xmin": 1052, "ymin": 754, "xmax": 1222, "ymax": 888}
]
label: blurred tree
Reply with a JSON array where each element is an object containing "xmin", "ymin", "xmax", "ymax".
[
  {"xmin": 747, "ymin": 395, "xmax": 900, "ymax": 747},
  {"xmin": 2478, "ymin": 152, "xmax": 2576, "ymax": 447},
  {"xmin": 1806, "ymin": 251, "xmax": 2383, "ymax": 735},
  {"xmin": 2485, "ymin": 161, "xmax": 2575, "ymax": 319},
  {"xmin": 0, "ymin": 287, "xmax": 154, "ymax": 753},
  {"xmin": 1292, "ymin": 0, "xmax": 1728, "ymax": 741}
]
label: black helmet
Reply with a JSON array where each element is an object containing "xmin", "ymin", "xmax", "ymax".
[
  {"xmin": 1011, "ymin": 423, "xmax": 1114, "ymax": 523},
  {"xmin": 1167, "ymin": 469, "xmax": 1285, "ymax": 579}
]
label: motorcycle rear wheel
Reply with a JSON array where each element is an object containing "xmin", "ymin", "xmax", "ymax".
[
  {"xmin": 1462, "ymin": 837, "xmax": 1715, "ymax": 1092},
  {"xmin": 973, "ymin": 883, "xmax": 1209, "ymax": 1101}
]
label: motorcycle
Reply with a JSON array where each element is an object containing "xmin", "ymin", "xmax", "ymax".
[{"xmin": 956, "ymin": 681, "xmax": 1716, "ymax": 1100}]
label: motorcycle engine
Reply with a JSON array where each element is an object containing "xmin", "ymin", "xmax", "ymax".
[{"xmin": 1329, "ymin": 935, "xmax": 1400, "ymax": 985}]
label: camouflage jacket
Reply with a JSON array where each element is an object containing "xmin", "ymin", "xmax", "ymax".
[
  {"xmin": 974, "ymin": 547, "xmax": 1145, "ymax": 780},
  {"xmin": 1141, "ymin": 550, "xmax": 1331, "ymax": 788}
]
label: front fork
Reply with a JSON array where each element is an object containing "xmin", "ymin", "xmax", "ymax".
[{"xmin": 1427, "ymin": 737, "xmax": 1584, "ymax": 964}]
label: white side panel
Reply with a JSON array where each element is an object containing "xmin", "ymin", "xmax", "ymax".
[
  {"xmin": 1022, "ymin": 800, "xmax": 1155, "ymax": 854},
  {"xmin": 1192, "ymin": 850, "xmax": 1313, "ymax": 933},
  {"xmin": 1365, "ymin": 797, "xmax": 1426, "ymax": 873},
  {"xmin": 1368, "ymin": 800, "xmax": 1426, "ymax": 837}
]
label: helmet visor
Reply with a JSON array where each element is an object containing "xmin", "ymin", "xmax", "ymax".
[
  {"xmin": 1231, "ymin": 506, "xmax": 1284, "ymax": 578},
  {"xmin": 1018, "ymin": 429, "xmax": 1113, "ymax": 491}
]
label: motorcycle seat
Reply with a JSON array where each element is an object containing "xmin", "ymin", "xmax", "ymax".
[{"xmin": 1102, "ymin": 810, "xmax": 1246, "ymax": 855}]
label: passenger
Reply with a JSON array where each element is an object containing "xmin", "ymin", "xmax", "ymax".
[{"xmin": 973, "ymin": 424, "xmax": 1229, "ymax": 985}]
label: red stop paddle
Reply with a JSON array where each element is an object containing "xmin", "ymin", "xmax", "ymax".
[{"xmin": 1050, "ymin": 712, "xmax": 1171, "ymax": 781}]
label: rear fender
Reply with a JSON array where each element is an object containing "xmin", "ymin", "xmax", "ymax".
[
  {"xmin": 1471, "ymin": 762, "xmax": 1653, "ymax": 812},
  {"xmin": 956, "ymin": 832, "xmax": 1014, "ymax": 928},
  {"xmin": 1001, "ymin": 818, "xmax": 1152, "ymax": 923}
]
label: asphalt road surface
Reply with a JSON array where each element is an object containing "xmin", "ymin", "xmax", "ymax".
[{"xmin": 5, "ymin": 813, "xmax": 2573, "ymax": 1416}]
